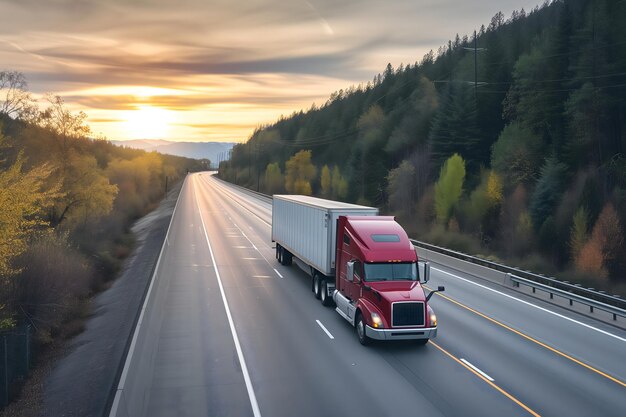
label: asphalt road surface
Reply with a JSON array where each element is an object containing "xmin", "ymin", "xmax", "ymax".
[{"xmin": 118, "ymin": 172, "xmax": 626, "ymax": 417}]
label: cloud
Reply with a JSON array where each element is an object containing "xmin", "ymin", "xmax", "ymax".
[{"xmin": 0, "ymin": 0, "xmax": 544, "ymax": 142}]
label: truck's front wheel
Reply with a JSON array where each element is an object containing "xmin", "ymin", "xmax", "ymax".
[{"xmin": 356, "ymin": 313, "xmax": 370, "ymax": 346}]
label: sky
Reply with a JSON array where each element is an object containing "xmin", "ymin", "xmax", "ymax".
[{"xmin": 0, "ymin": 0, "xmax": 543, "ymax": 143}]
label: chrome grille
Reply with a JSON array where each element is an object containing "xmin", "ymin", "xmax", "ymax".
[{"xmin": 392, "ymin": 302, "xmax": 425, "ymax": 327}]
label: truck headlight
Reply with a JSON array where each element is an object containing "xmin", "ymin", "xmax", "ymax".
[
  {"xmin": 428, "ymin": 306, "xmax": 437, "ymax": 327},
  {"xmin": 371, "ymin": 312, "xmax": 384, "ymax": 329}
]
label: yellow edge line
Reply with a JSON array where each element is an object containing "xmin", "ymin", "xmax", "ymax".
[
  {"xmin": 429, "ymin": 288, "xmax": 626, "ymax": 389},
  {"xmin": 430, "ymin": 341, "xmax": 541, "ymax": 417}
]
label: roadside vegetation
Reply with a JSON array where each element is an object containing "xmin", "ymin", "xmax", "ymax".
[
  {"xmin": 219, "ymin": 0, "xmax": 626, "ymax": 295},
  {"xmin": 0, "ymin": 71, "xmax": 205, "ymax": 349}
]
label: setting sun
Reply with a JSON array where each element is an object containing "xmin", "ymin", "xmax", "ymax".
[{"xmin": 123, "ymin": 106, "xmax": 175, "ymax": 139}]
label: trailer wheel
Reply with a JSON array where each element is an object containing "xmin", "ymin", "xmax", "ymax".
[
  {"xmin": 355, "ymin": 313, "xmax": 370, "ymax": 346},
  {"xmin": 320, "ymin": 280, "xmax": 332, "ymax": 306},
  {"xmin": 276, "ymin": 246, "xmax": 283, "ymax": 264},
  {"xmin": 313, "ymin": 274, "xmax": 321, "ymax": 299},
  {"xmin": 282, "ymin": 250, "xmax": 293, "ymax": 266}
]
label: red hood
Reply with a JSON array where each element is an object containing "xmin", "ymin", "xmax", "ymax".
[{"xmin": 367, "ymin": 280, "xmax": 426, "ymax": 302}]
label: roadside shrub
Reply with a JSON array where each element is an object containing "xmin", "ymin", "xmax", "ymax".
[{"xmin": 13, "ymin": 234, "xmax": 93, "ymax": 343}]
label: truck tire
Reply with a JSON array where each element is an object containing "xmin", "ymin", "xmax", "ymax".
[
  {"xmin": 313, "ymin": 274, "xmax": 321, "ymax": 299},
  {"xmin": 355, "ymin": 313, "xmax": 370, "ymax": 346},
  {"xmin": 320, "ymin": 280, "xmax": 332, "ymax": 306},
  {"xmin": 282, "ymin": 250, "xmax": 293, "ymax": 266},
  {"xmin": 416, "ymin": 339, "xmax": 429, "ymax": 346},
  {"xmin": 276, "ymin": 246, "xmax": 283, "ymax": 264}
]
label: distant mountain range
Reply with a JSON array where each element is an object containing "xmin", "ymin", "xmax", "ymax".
[{"xmin": 111, "ymin": 139, "xmax": 235, "ymax": 166}]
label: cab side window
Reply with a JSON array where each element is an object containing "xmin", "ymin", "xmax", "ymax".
[
  {"xmin": 343, "ymin": 234, "xmax": 351, "ymax": 246},
  {"xmin": 353, "ymin": 260, "xmax": 363, "ymax": 281}
]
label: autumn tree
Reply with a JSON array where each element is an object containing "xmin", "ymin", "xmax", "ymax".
[
  {"xmin": 50, "ymin": 151, "xmax": 118, "ymax": 227},
  {"xmin": 464, "ymin": 170, "xmax": 503, "ymax": 240},
  {"xmin": 0, "ymin": 134, "xmax": 60, "ymax": 328},
  {"xmin": 331, "ymin": 166, "xmax": 348, "ymax": 200},
  {"xmin": 569, "ymin": 206, "xmax": 589, "ymax": 262},
  {"xmin": 37, "ymin": 95, "xmax": 91, "ymax": 159},
  {"xmin": 575, "ymin": 203, "xmax": 624, "ymax": 277},
  {"xmin": 434, "ymin": 154, "xmax": 465, "ymax": 224},
  {"xmin": 0, "ymin": 70, "xmax": 36, "ymax": 119},
  {"xmin": 285, "ymin": 150, "xmax": 317, "ymax": 195},
  {"xmin": 264, "ymin": 162, "xmax": 284, "ymax": 195},
  {"xmin": 320, "ymin": 165, "xmax": 332, "ymax": 198}
]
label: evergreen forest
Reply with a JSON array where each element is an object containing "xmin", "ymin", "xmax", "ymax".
[{"xmin": 219, "ymin": 0, "xmax": 626, "ymax": 293}]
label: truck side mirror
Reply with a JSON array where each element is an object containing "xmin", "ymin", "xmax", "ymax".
[
  {"xmin": 421, "ymin": 262, "xmax": 430, "ymax": 283},
  {"xmin": 347, "ymin": 261, "xmax": 354, "ymax": 282},
  {"xmin": 426, "ymin": 285, "xmax": 445, "ymax": 302}
]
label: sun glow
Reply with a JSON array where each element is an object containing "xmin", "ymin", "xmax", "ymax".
[{"xmin": 123, "ymin": 106, "xmax": 175, "ymax": 139}]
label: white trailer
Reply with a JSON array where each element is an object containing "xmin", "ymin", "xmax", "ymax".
[{"xmin": 272, "ymin": 195, "xmax": 378, "ymax": 302}]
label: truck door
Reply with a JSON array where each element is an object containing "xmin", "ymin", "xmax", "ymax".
[{"xmin": 348, "ymin": 260, "xmax": 364, "ymax": 301}]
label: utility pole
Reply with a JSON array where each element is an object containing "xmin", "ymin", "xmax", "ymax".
[{"xmin": 463, "ymin": 30, "xmax": 486, "ymax": 100}]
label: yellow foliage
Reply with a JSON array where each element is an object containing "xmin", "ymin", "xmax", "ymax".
[
  {"xmin": 285, "ymin": 150, "xmax": 317, "ymax": 195},
  {"xmin": 0, "ymin": 146, "xmax": 59, "ymax": 278},
  {"xmin": 320, "ymin": 165, "xmax": 331, "ymax": 198},
  {"xmin": 434, "ymin": 153, "xmax": 465, "ymax": 224},
  {"xmin": 331, "ymin": 166, "xmax": 348, "ymax": 200},
  {"xmin": 264, "ymin": 162, "xmax": 283, "ymax": 194},
  {"xmin": 51, "ymin": 150, "xmax": 118, "ymax": 226},
  {"xmin": 486, "ymin": 171, "xmax": 503, "ymax": 206}
]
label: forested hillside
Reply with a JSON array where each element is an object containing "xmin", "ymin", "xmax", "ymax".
[
  {"xmin": 219, "ymin": 0, "xmax": 626, "ymax": 291},
  {"xmin": 0, "ymin": 79, "xmax": 205, "ymax": 342}
]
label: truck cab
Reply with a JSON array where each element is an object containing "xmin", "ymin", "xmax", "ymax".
[{"xmin": 333, "ymin": 216, "xmax": 443, "ymax": 345}]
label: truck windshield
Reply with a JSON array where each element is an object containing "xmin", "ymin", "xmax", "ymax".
[{"xmin": 364, "ymin": 263, "xmax": 417, "ymax": 282}]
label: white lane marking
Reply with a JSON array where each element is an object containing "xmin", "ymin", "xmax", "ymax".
[
  {"xmin": 195, "ymin": 180, "xmax": 262, "ymax": 417},
  {"xmin": 274, "ymin": 269, "xmax": 283, "ymax": 278},
  {"xmin": 253, "ymin": 275, "xmax": 271, "ymax": 278},
  {"xmin": 233, "ymin": 246, "xmax": 251, "ymax": 249},
  {"xmin": 433, "ymin": 267, "xmax": 626, "ymax": 343},
  {"xmin": 109, "ymin": 176, "xmax": 187, "ymax": 417},
  {"xmin": 240, "ymin": 230, "xmax": 258, "ymax": 251},
  {"xmin": 316, "ymin": 320, "xmax": 335, "ymax": 339},
  {"xmin": 460, "ymin": 358, "xmax": 494, "ymax": 381},
  {"xmin": 243, "ymin": 257, "xmax": 260, "ymax": 260}
]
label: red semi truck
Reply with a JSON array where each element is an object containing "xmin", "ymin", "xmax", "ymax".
[{"xmin": 272, "ymin": 195, "xmax": 444, "ymax": 345}]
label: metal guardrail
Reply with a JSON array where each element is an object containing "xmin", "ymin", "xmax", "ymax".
[
  {"xmin": 212, "ymin": 175, "xmax": 273, "ymax": 203},
  {"xmin": 508, "ymin": 274, "xmax": 626, "ymax": 321},
  {"xmin": 411, "ymin": 239, "xmax": 626, "ymax": 321},
  {"xmin": 214, "ymin": 177, "xmax": 626, "ymax": 321}
]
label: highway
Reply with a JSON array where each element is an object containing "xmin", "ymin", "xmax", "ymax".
[{"xmin": 112, "ymin": 172, "xmax": 626, "ymax": 417}]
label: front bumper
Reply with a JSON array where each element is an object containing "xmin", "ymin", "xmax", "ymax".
[{"xmin": 365, "ymin": 325, "xmax": 437, "ymax": 341}]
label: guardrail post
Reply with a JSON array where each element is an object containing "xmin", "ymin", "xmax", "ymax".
[
  {"xmin": 590, "ymin": 306, "xmax": 594, "ymax": 313},
  {"xmin": 614, "ymin": 313, "xmax": 617, "ymax": 321}
]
